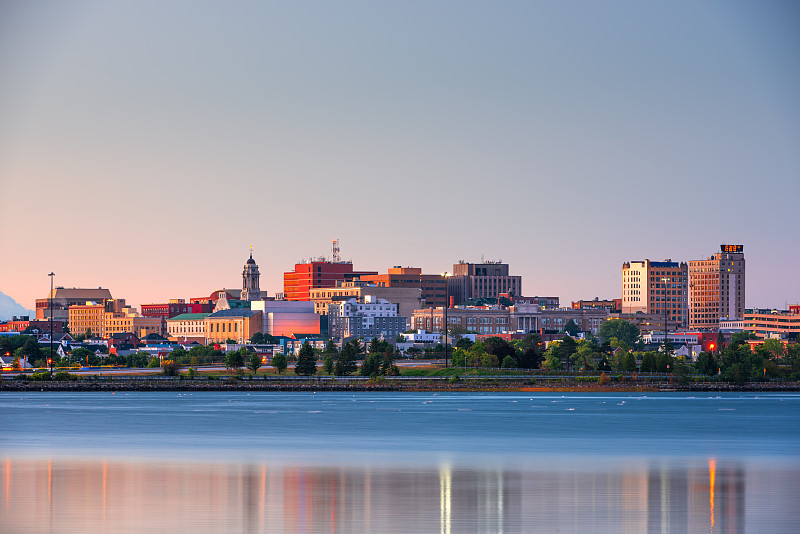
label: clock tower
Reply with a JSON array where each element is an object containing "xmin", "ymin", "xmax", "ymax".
[{"xmin": 241, "ymin": 247, "xmax": 262, "ymax": 302}]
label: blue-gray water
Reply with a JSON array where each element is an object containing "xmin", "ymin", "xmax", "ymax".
[{"xmin": 2, "ymin": 391, "xmax": 799, "ymax": 533}]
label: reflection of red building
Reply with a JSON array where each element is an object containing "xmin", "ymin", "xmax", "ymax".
[{"xmin": 283, "ymin": 262, "xmax": 377, "ymax": 301}]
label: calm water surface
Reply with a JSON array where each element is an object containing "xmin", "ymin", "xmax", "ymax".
[{"xmin": 2, "ymin": 391, "xmax": 798, "ymax": 533}]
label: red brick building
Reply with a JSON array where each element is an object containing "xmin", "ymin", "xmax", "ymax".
[{"xmin": 283, "ymin": 261, "xmax": 377, "ymax": 301}]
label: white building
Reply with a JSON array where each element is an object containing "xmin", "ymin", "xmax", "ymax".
[
  {"xmin": 166, "ymin": 313, "xmax": 210, "ymax": 342},
  {"xmin": 328, "ymin": 296, "xmax": 407, "ymax": 340}
]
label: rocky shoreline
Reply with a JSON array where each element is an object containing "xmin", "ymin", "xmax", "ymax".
[{"xmin": 2, "ymin": 379, "xmax": 798, "ymax": 393}]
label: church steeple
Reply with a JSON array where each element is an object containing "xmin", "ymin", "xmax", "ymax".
[{"xmin": 241, "ymin": 246, "xmax": 262, "ymax": 301}]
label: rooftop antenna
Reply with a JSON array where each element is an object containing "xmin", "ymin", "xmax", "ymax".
[{"xmin": 332, "ymin": 238, "xmax": 341, "ymax": 263}]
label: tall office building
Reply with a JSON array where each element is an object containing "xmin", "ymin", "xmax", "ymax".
[
  {"xmin": 448, "ymin": 261, "xmax": 522, "ymax": 305},
  {"xmin": 283, "ymin": 260, "xmax": 377, "ymax": 301},
  {"xmin": 621, "ymin": 259, "xmax": 688, "ymax": 328},
  {"xmin": 688, "ymin": 245, "xmax": 745, "ymax": 329}
]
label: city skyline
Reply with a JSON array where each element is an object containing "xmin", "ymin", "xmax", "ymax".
[
  {"xmin": 2, "ymin": 241, "xmax": 797, "ymax": 317},
  {"xmin": 2, "ymin": 2, "xmax": 798, "ymax": 313}
]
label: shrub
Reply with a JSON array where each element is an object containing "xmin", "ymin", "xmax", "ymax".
[
  {"xmin": 161, "ymin": 360, "xmax": 182, "ymax": 377},
  {"xmin": 30, "ymin": 371, "xmax": 52, "ymax": 381},
  {"xmin": 53, "ymin": 371, "xmax": 77, "ymax": 381}
]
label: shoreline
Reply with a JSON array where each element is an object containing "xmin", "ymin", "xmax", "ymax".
[{"xmin": 2, "ymin": 379, "xmax": 798, "ymax": 393}]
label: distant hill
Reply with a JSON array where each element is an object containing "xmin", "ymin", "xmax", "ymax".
[{"xmin": 0, "ymin": 291, "xmax": 35, "ymax": 321}]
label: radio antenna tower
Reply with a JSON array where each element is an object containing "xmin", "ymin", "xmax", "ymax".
[{"xmin": 332, "ymin": 238, "xmax": 341, "ymax": 263}]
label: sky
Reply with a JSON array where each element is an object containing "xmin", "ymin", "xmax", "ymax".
[{"xmin": 1, "ymin": 0, "xmax": 798, "ymax": 314}]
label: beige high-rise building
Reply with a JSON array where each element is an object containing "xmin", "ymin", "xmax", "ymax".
[
  {"xmin": 68, "ymin": 302, "xmax": 107, "ymax": 338},
  {"xmin": 688, "ymin": 245, "xmax": 745, "ymax": 329},
  {"xmin": 621, "ymin": 259, "xmax": 688, "ymax": 328}
]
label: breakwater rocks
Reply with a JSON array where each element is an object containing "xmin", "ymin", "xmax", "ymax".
[{"xmin": 2, "ymin": 378, "xmax": 798, "ymax": 392}]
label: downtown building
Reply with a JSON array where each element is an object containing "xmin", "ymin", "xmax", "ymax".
[
  {"xmin": 283, "ymin": 260, "xmax": 377, "ymax": 301},
  {"xmin": 621, "ymin": 259, "xmax": 688, "ymax": 329},
  {"xmin": 36, "ymin": 287, "xmax": 113, "ymax": 321},
  {"xmin": 688, "ymin": 245, "xmax": 746, "ymax": 329},
  {"xmin": 359, "ymin": 267, "xmax": 448, "ymax": 308},
  {"xmin": 411, "ymin": 303, "xmax": 541, "ymax": 336},
  {"xmin": 447, "ymin": 261, "xmax": 522, "ymax": 305},
  {"xmin": 328, "ymin": 296, "xmax": 407, "ymax": 341},
  {"xmin": 309, "ymin": 279, "xmax": 423, "ymax": 325}
]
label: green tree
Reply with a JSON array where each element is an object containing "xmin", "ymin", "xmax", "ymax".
[
  {"xmin": 225, "ymin": 351, "xmax": 244, "ymax": 371},
  {"xmin": 21, "ymin": 337, "xmax": 41, "ymax": 362},
  {"xmin": 70, "ymin": 347, "xmax": 93, "ymax": 365},
  {"xmin": 563, "ymin": 319, "xmax": 580, "ymax": 336},
  {"xmin": 250, "ymin": 332, "xmax": 279, "ymax": 344},
  {"xmin": 501, "ymin": 355, "xmax": 517, "ymax": 369},
  {"xmin": 294, "ymin": 342, "xmax": 318, "ymax": 375},
  {"xmin": 516, "ymin": 333, "xmax": 544, "ymax": 369},
  {"xmin": 162, "ymin": 360, "xmax": 182, "ymax": 376},
  {"xmin": 334, "ymin": 340, "xmax": 359, "ymax": 376},
  {"xmin": 730, "ymin": 331, "xmax": 757, "ymax": 348},
  {"xmin": 247, "ymin": 353, "xmax": 263, "ymax": 375},
  {"xmin": 379, "ymin": 349, "xmax": 398, "ymax": 376},
  {"xmin": 786, "ymin": 343, "xmax": 800, "ymax": 375},
  {"xmin": 598, "ymin": 319, "xmax": 640, "ymax": 347},
  {"xmin": 615, "ymin": 351, "xmax": 636, "ymax": 372},
  {"xmin": 541, "ymin": 346, "xmax": 563, "ymax": 370},
  {"xmin": 558, "ymin": 337, "xmax": 578, "ymax": 370},
  {"xmin": 271, "ymin": 353, "xmax": 287, "ymax": 374},
  {"xmin": 572, "ymin": 341, "xmax": 598, "ymax": 371},
  {"xmin": 360, "ymin": 351, "xmax": 382, "ymax": 377},
  {"xmin": 484, "ymin": 337, "xmax": 516, "ymax": 365},
  {"xmin": 695, "ymin": 351, "xmax": 718, "ymax": 376},
  {"xmin": 367, "ymin": 337, "xmax": 392, "ymax": 355},
  {"xmin": 481, "ymin": 352, "xmax": 499, "ymax": 368},
  {"xmin": 272, "ymin": 352, "xmax": 288, "ymax": 374},
  {"xmin": 322, "ymin": 354, "xmax": 334, "ymax": 374},
  {"xmin": 640, "ymin": 352, "xmax": 657, "ymax": 373},
  {"xmin": 455, "ymin": 337, "xmax": 474, "ymax": 350},
  {"xmin": 756, "ymin": 339, "xmax": 786, "ymax": 363},
  {"xmin": 655, "ymin": 352, "xmax": 674, "ymax": 373}
]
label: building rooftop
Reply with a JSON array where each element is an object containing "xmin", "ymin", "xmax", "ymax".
[
  {"xmin": 208, "ymin": 309, "xmax": 261, "ymax": 318},
  {"xmin": 168, "ymin": 313, "xmax": 211, "ymax": 321}
]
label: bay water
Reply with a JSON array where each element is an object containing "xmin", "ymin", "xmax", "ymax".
[{"xmin": 2, "ymin": 391, "xmax": 798, "ymax": 533}]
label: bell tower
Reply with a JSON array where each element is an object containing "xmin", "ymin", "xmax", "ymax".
[{"xmin": 241, "ymin": 245, "xmax": 262, "ymax": 301}]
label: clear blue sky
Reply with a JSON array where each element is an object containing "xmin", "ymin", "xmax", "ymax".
[{"xmin": 1, "ymin": 1, "xmax": 798, "ymax": 311}]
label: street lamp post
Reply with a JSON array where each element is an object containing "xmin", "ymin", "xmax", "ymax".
[
  {"xmin": 48, "ymin": 272, "xmax": 55, "ymax": 375},
  {"xmin": 662, "ymin": 277, "xmax": 670, "ymax": 353}
]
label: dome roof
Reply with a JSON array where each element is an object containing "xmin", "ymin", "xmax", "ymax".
[{"xmin": 246, "ymin": 257, "xmax": 256, "ymax": 264}]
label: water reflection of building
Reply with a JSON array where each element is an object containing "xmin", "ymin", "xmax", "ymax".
[{"xmin": 0, "ymin": 459, "xmax": 763, "ymax": 534}]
